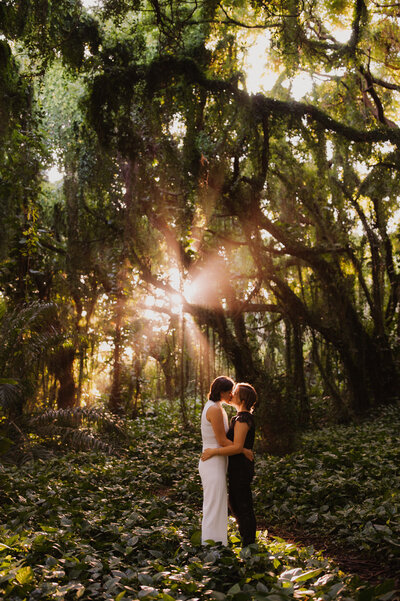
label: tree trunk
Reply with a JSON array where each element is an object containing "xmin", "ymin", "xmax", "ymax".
[
  {"xmin": 54, "ymin": 346, "xmax": 76, "ymax": 409},
  {"xmin": 109, "ymin": 298, "xmax": 123, "ymax": 414},
  {"xmin": 157, "ymin": 349, "xmax": 175, "ymax": 402},
  {"xmin": 199, "ymin": 330, "xmax": 204, "ymax": 408},
  {"xmin": 312, "ymin": 334, "xmax": 350, "ymax": 422},
  {"xmin": 292, "ymin": 322, "xmax": 309, "ymax": 428},
  {"xmin": 341, "ymin": 330, "xmax": 400, "ymax": 414},
  {"xmin": 179, "ymin": 316, "xmax": 189, "ymax": 426}
]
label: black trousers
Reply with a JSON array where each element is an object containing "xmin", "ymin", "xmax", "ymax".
[{"xmin": 228, "ymin": 466, "xmax": 256, "ymax": 546}]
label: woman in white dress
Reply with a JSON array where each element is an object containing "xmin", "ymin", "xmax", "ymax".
[{"xmin": 198, "ymin": 376, "xmax": 253, "ymax": 545}]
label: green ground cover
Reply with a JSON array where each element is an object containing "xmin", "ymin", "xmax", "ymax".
[
  {"xmin": 254, "ymin": 403, "xmax": 400, "ymax": 567},
  {"xmin": 0, "ymin": 403, "xmax": 399, "ymax": 600}
]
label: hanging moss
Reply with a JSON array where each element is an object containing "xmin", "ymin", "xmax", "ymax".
[
  {"xmin": 60, "ymin": 15, "xmax": 100, "ymax": 69},
  {"xmin": 0, "ymin": 40, "xmax": 22, "ymax": 140}
]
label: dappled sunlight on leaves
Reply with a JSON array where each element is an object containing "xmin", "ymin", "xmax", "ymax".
[
  {"xmin": 255, "ymin": 402, "xmax": 400, "ymax": 570},
  {"xmin": 0, "ymin": 402, "xmax": 399, "ymax": 600}
]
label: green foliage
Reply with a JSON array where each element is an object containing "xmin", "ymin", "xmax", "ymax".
[
  {"xmin": 255, "ymin": 402, "xmax": 400, "ymax": 567},
  {"xmin": 30, "ymin": 406, "xmax": 129, "ymax": 451},
  {"xmin": 256, "ymin": 373, "xmax": 300, "ymax": 456},
  {"xmin": 59, "ymin": 13, "xmax": 100, "ymax": 69},
  {"xmin": 0, "ymin": 302, "xmax": 60, "ymax": 414},
  {"xmin": 0, "ymin": 0, "xmax": 100, "ymax": 69},
  {"xmin": 0, "ymin": 39, "xmax": 22, "ymax": 141},
  {"xmin": 0, "ymin": 402, "xmax": 398, "ymax": 600},
  {"xmin": 0, "ymin": 380, "xmax": 23, "ymax": 416},
  {"xmin": 3, "ymin": 0, "xmax": 400, "ymax": 459},
  {"xmin": 0, "ymin": 406, "xmax": 130, "ymax": 464},
  {"xmin": 0, "ymin": 36, "xmax": 46, "ymax": 266}
]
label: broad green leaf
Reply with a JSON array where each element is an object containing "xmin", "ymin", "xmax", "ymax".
[
  {"xmin": 279, "ymin": 568, "xmax": 302, "ymax": 581},
  {"xmin": 208, "ymin": 591, "xmax": 226, "ymax": 600},
  {"xmin": 0, "ymin": 543, "xmax": 12, "ymax": 551},
  {"xmin": 293, "ymin": 569, "xmax": 323, "ymax": 582},
  {"xmin": 15, "ymin": 566, "xmax": 34, "ymax": 585},
  {"xmin": 190, "ymin": 530, "xmax": 201, "ymax": 545}
]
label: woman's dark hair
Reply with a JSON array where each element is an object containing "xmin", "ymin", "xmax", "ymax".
[
  {"xmin": 208, "ymin": 376, "xmax": 234, "ymax": 402},
  {"xmin": 236, "ymin": 383, "xmax": 257, "ymax": 412}
]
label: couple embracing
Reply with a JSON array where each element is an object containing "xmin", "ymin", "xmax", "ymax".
[{"xmin": 198, "ymin": 376, "xmax": 257, "ymax": 547}]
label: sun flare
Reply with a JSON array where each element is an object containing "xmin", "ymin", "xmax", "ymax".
[{"xmin": 165, "ymin": 267, "xmax": 204, "ymax": 312}]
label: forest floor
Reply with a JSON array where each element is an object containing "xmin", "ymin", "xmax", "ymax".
[
  {"xmin": 252, "ymin": 400, "xmax": 400, "ymax": 594},
  {"xmin": 154, "ymin": 483, "xmax": 399, "ymax": 589},
  {"xmin": 265, "ymin": 524, "xmax": 399, "ymax": 588},
  {"xmin": 1, "ymin": 400, "xmax": 399, "ymax": 600}
]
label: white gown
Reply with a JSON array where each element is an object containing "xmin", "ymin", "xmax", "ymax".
[{"xmin": 198, "ymin": 399, "xmax": 229, "ymax": 545}]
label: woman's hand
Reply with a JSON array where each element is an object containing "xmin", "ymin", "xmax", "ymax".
[
  {"xmin": 201, "ymin": 448, "xmax": 215, "ymax": 461},
  {"xmin": 243, "ymin": 448, "xmax": 254, "ymax": 461}
]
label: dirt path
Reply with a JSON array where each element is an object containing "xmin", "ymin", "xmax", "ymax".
[{"xmin": 263, "ymin": 523, "xmax": 399, "ymax": 589}]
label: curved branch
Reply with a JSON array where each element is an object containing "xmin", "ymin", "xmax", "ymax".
[
  {"xmin": 146, "ymin": 56, "xmax": 400, "ymax": 144},
  {"xmin": 347, "ymin": 0, "xmax": 367, "ymax": 54},
  {"xmin": 359, "ymin": 65, "xmax": 397, "ymax": 127},
  {"xmin": 251, "ymin": 93, "xmax": 400, "ymax": 144},
  {"xmin": 368, "ymin": 74, "xmax": 400, "ymax": 93}
]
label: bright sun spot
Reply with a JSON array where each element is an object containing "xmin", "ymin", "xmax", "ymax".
[
  {"xmin": 333, "ymin": 27, "xmax": 352, "ymax": 44},
  {"xmin": 167, "ymin": 268, "xmax": 200, "ymax": 313},
  {"xmin": 143, "ymin": 294, "xmax": 166, "ymax": 321},
  {"xmin": 168, "ymin": 267, "xmax": 181, "ymax": 290},
  {"xmin": 99, "ymin": 340, "xmax": 113, "ymax": 353},
  {"xmin": 81, "ymin": 0, "xmax": 99, "ymax": 10},
  {"xmin": 282, "ymin": 73, "xmax": 313, "ymax": 102},
  {"xmin": 243, "ymin": 31, "xmax": 314, "ymax": 100},
  {"xmin": 124, "ymin": 346, "xmax": 134, "ymax": 361},
  {"xmin": 243, "ymin": 26, "xmax": 353, "ymax": 101},
  {"xmin": 45, "ymin": 165, "xmax": 64, "ymax": 183},
  {"xmin": 243, "ymin": 33, "xmax": 278, "ymax": 94},
  {"xmin": 142, "ymin": 266, "xmax": 204, "ymax": 323},
  {"xmin": 170, "ymin": 293, "xmax": 184, "ymax": 314},
  {"xmin": 169, "ymin": 114, "xmax": 187, "ymax": 143}
]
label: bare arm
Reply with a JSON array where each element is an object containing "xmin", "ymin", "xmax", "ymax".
[
  {"xmin": 206, "ymin": 403, "xmax": 232, "ymax": 447},
  {"xmin": 201, "ymin": 420, "xmax": 254, "ymax": 461}
]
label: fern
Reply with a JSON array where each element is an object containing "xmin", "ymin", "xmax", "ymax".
[
  {"xmin": 61, "ymin": 428, "xmax": 114, "ymax": 453},
  {"xmin": 0, "ymin": 379, "xmax": 22, "ymax": 412},
  {"xmin": 0, "ymin": 304, "xmax": 131, "ymax": 462},
  {"xmin": 0, "ymin": 302, "xmax": 58, "ymax": 370},
  {"xmin": 31, "ymin": 407, "xmax": 128, "ymax": 438},
  {"xmin": 0, "ymin": 407, "xmax": 131, "ymax": 464},
  {"xmin": 0, "ymin": 302, "xmax": 61, "ymax": 414}
]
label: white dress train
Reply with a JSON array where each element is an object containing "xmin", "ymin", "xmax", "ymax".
[{"xmin": 198, "ymin": 399, "xmax": 229, "ymax": 545}]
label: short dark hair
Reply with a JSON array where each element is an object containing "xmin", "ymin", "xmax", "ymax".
[
  {"xmin": 236, "ymin": 383, "xmax": 257, "ymax": 411},
  {"xmin": 208, "ymin": 376, "xmax": 234, "ymax": 402}
]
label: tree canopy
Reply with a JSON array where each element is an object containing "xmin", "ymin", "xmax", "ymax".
[{"xmin": 1, "ymin": 0, "xmax": 400, "ymax": 452}]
